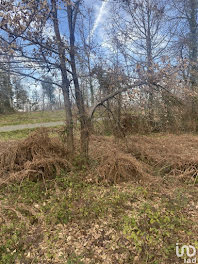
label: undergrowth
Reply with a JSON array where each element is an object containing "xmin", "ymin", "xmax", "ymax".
[
  {"xmin": 1, "ymin": 171, "xmax": 198, "ymax": 263},
  {"xmin": 1, "ymin": 134, "xmax": 198, "ymax": 263},
  {"xmin": 122, "ymin": 202, "xmax": 191, "ymax": 263}
]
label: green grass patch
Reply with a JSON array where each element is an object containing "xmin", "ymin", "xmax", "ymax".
[
  {"xmin": 0, "ymin": 128, "xmax": 36, "ymax": 140},
  {"xmin": 0, "ymin": 125, "xmax": 63, "ymax": 140},
  {"xmin": 0, "ymin": 109, "xmax": 65, "ymax": 127}
]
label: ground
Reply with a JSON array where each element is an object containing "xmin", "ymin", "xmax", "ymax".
[
  {"xmin": 0, "ymin": 110, "xmax": 65, "ymax": 140},
  {"xmin": 0, "ymin": 132, "xmax": 198, "ymax": 264},
  {"xmin": 0, "ymin": 109, "xmax": 65, "ymax": 127}
]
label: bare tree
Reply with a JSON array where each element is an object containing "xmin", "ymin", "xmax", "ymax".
[
  {"xmin": 41, "ymin": 76, "xmax": 55, "ymax": 110},
  {"xmin": 50, "ymin": 0, "xmax": 74, "ymax": 153},
  {"xmin": 66, "ymin": 0, "xmax": 89, "ymax": 157},
  {"xmin": 171, "ymin": 0, "xmax": 198, "ymax": 114},
  {"xmin": 108, "ymin": 0, "xmax": 174, "ymax": 121}
]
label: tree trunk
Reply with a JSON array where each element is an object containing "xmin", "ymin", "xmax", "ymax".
[
  {"xmin": 51, "ymin": 0, "xmax": 74, "ymax": 153},
  {"xmin": 188, "ymin": 0, "xmax": 198, "ymax": 115},
  {"xmin": 89, "ymin": 77, "xmax": 94, "ymax": 106},
  {"xmin": 146, "ymin": 2, "xmax": 154, "ymax": 123},
  {"xmin": 67, "ymin": 2, "xmax": 89, "ymax": 158},
  {"xmin": 117, "ymin": 93, "xmax": 122, "ymax": 124},
  {"xmin": 62, "ymin": 83, "xmax": 74, "ymax": 153},
  {"xmin": 70, "ymin": 50, "xmax": 89, "ymax": 157},
  {"xmin": 88, "ymin": 56, "xmax": 94, "ymax": 106}
]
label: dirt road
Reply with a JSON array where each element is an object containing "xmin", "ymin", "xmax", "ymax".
[{"xmin": 0, "ymin": 121, "xmax": 65, "ymax": 132}]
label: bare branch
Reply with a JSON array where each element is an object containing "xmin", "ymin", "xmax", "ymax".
[{"xmin": 89, "ymin": 80, "xmax": 146, "ymax": 118}]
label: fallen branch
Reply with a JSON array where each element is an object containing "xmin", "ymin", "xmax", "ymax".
[{"xmin": 89, "ymin": 80, "xmax": 146, "ymax": 118}]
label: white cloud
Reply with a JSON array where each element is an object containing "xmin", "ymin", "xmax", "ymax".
[{"xmin": 87, "ymin": 0, "xmax": 109, "ymax": 41}]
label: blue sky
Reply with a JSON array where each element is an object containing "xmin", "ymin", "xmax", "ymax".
[
  {"xmin": 14, "ymin": 0, "xmax": 111, "ymax": 96},
  {"xmin": 85, "ymin": 0, "xmax": 110, "ymax": 41}
]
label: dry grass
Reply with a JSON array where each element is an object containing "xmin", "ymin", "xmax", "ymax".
[
  {"xmin": 88, "ymin": 136, "xmax": 152, "ymax": 185},
  {"xmin": 1, "ymin": 133, "xmax": 198, "ymax": 263},
  {"xmin": 97, "ymin": 152, "xmax": 148, "ymax": 184},
  {"xmin": 1, "ymin": 132, "xmax": 198, "ymax": 186},
  {"xmin": 87, "ymin": 133, "xmax": 198, "ymax": 187},
  {"xmin": 0, "ymin": 128, "xmax": 71, "ymax": 185},
  {"xmin": 123, "ymin": 134, "xmax": 198, "ymax": 184}
]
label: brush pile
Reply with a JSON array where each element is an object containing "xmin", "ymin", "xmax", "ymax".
[
  {"xmin": 89, "ymin": 136, "xmax": 151, "ymax": 184},
  {"xmin": 125, "ymin": 134, "xmax": 198, "ymax": 182},
  {"xmin": 97, "ymin": 152, "xmax": 150, "ymax": 184},
  {"xmin": 1, "ymin": 131, "xmax": 198, "ymax": 186},
  {"xmin": 0, "ymin": 128, "xmax": 71, "ymax": 184}
]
